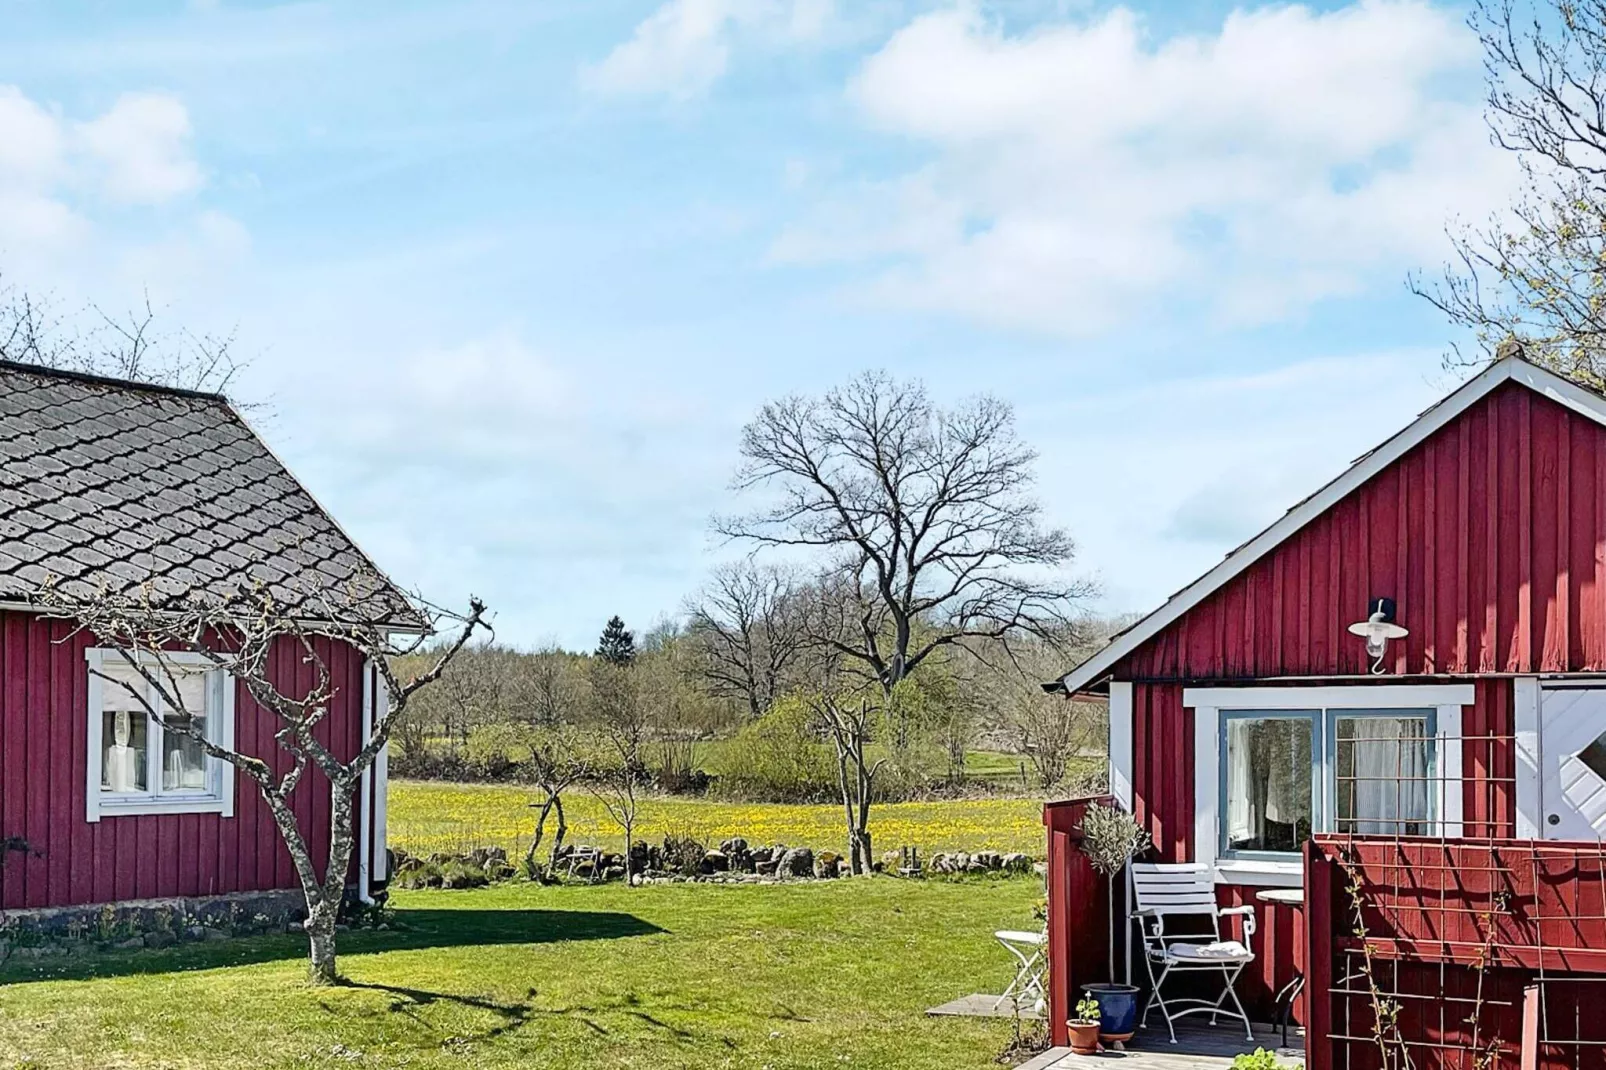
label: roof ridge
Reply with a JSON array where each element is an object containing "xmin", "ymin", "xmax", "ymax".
[{"xmin": 0, "ymin": 360, "xmax": 228, "ymax": 404}]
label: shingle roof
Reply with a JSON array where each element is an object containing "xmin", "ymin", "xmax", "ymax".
[{"xmin": 0, "ymin": 360, "xmax": 420, "ymax": 627}]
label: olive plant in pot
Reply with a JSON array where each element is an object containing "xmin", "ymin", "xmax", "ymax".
[
  {"xmin": 1069, "ymin": 995, "xmax": 1103, "ymax": 1056},
  {"xmin": 1078, "ymin": 802, "xmax": 1152, "ymax": 1044}
]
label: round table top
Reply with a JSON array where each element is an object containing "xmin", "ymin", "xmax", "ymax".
[{"xmin": 1255, "ymin": 888, "xmax": 1305, "ymax": 906}]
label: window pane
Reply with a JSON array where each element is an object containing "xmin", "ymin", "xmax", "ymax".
[
  {"xmin": 1225, "ymin": 714, "xmax": 1314, "ymax": 853},
  {"xmin": 161, "ymin": 672, "xmax": 210, "ymax": 792},
  {"xmin": 1336, "ymin": 713, "xmax": 1431, "ymax": 836},
  {"xmin": 101, "ymin": 663, "xmax": 149, "ymax": 793}
]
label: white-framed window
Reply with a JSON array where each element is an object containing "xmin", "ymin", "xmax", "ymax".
[
  {"xmin": 85, "ymin": 649, "xmax": 235, "ymax": 823},
  {"xmin": 1187, "ymin": 685, "xmax": 1473, "ymax": 886}
]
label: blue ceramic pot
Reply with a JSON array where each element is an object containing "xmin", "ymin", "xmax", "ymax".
[{"xmin": 1083, "ymin": 983, "xmax": 1139, "ymax": 1040}]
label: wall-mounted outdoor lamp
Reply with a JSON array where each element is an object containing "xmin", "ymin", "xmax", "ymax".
[{"xmin": 1347, "ymin": 596, "xmax": 1408, "ymax": 675}]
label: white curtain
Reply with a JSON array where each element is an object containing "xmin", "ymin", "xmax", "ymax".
[
  {"xmin": 1226, "ymin": 718, "xmax": 1311, "ymax": 849},
  {"xmin": 1227, "ymin": 723, "xmax": 1253, "ymax": 845},
  {"xmin": 1344, "ymin": 717, "xmax": 1429, "ymax": 835}
]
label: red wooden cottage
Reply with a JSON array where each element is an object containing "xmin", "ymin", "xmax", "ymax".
[
  {"xmin": 0, "ymin": 361, "xmax": 414, "ymax": 912},
  {"xmin": 1047, "ymin": 353, "xmax": 1606, "ymax": 1053}
]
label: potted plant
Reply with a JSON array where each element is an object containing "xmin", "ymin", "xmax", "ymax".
[
  {"xmin": 1078, "ymin": 802, "xmax": 1152, "ymax": 1044},
  {"xmin": 1069, "ymin": 995, "xmax": 1103, "ymax": 1055}
]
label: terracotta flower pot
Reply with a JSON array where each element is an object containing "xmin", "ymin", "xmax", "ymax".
[{"xmin": 1068, "ymin": 1020, "xmax": 1101, "ymax": 1056}]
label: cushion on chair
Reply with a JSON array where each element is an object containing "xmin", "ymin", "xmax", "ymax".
[{"xmin": 1164, "ymin": 940, "xmax": 1252, "ymax": 962}]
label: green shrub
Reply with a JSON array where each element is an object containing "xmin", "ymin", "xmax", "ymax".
[
  {"xmin": 1232, "ymin": 1049, "xmax": 1293, "ymax": 1070},
  {"xmin": 711, "ymin": 697, "xmax": 839, "ymax": 802}
]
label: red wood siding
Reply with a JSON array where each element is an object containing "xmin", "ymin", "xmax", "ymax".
[
  {"xmin": 1127, "ymin": 679, "xmax": 1516, "ymax": 1020},
  {"xmin": 1305, "ymin": 837, "xmax": 1606, "ymax": 1070},
  {"xmin": 0, "ymin": 611, "xmax": 369, "ymax": 909},
  {"xmin": 1103, "ymin": 382, "xmax": 1601, "ymax": 1020},
  {"xmin": 1115, "ymin": 383, "xmax": 1606, "ymax": 681}
]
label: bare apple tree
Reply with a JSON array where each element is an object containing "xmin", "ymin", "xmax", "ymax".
[
  {"xmin": 717, "ymin": 372, "xmax": 1094, "ymax": 694},
  {"xmin": 0, "ymin": 277, "xmax": 247, "ymax": 396},
  {"xmin": 1413, "ymin": 0, "xmax": 1606, "ymax": 385},
  {"xmin": 36, "ymin": 578, "xmax": 487, "ymax": 985}
]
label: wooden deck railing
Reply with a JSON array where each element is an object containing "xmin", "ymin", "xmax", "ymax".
[
  {"xmin": 1043, "ymin": 795, "xmax": 1115, "ymax": 1048},
  {"xmin": 1306, "ymin": 836, "xmax": 1606, "ymax": 1070}
]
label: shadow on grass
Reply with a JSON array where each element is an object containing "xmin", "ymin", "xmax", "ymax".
[{"xmin": 0, "ymin": 908, "xmax": 666, "ymax": 985}]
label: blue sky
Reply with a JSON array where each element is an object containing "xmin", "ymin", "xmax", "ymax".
[{"xmin": 0, "ymin": 0, "xmax": 1516, "ymax": 648}]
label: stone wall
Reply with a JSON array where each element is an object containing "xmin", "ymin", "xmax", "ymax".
[{"xmin": 0, "ymin": 889, "xmax": 308, "ymax": 960}]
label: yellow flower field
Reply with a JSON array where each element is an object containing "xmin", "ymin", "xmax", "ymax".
[{"xmin": 389, "ymin": 779, "xmax": 1047, "ymax": 859}]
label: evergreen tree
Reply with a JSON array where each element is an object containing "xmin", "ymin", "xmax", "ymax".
[{"xmin": 595, "ymin": 615, "xmax": 636, "ymax": 666}]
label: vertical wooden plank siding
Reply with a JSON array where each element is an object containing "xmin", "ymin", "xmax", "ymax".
[
  {"xmin": 1096, "ymin": 382, "xmax": 1600, "ymax": 1022},
  {"xmin": 1044, "ymin": 797, "xmax": 1116, "ymax": 1048},
  {"xmin": 0, "ymin": 615, "xmax": 371, "ymax": 908},
  {"xmin": 1114, "ymin": 384, "xmax": 1606, "ymax": 680}
]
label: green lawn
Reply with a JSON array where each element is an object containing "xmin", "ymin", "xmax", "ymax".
[
  {"xmin": 0, "ymin": 877, "xmax": 1046, "ymax": 1069},
  {"xmin": 390, "ymin": 780, "xmax": 1050, "ymax": 859}
]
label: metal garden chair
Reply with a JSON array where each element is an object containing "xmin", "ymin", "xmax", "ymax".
[
  {"xmin": 992, "ymin": 929, "xmax": 1047, "ymax": 1012},
  {"xmin": 1131, "ymin": 862, "xmax": 1256, "ymax": 1043}
]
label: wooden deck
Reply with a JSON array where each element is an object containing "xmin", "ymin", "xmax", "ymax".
[{"xmin": 1019, "ymin": 1022, "xmax": 1303, "ymax": 1070}]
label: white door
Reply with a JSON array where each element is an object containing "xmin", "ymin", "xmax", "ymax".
[{"xmin": 1539, "ymin": 687, "xmax": 1606, "ymax": 840}]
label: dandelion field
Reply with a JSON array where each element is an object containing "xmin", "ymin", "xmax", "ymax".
[{"xmin": 389, "ymin": 780, "xmax": 1047, "ymax": 859}]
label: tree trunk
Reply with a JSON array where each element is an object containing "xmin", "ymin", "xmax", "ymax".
[
  {"xmin": 526, "ymin": 796, "xmax": 554, "ymax": 877},
  {"xmin": 306, "ymin": 908, "xmax": 338, "ymax": 985},
  {"xmin": 547, "ymin": 795, "xmax": 568, "ymax": 880}
]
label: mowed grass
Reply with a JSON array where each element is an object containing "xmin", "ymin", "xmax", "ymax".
[
  {"xmin": 390, "ymin": 779, "xmax": 1048, "ymax": 859},
  {"xmin": 0, "ymin": 877, "xmax": 1045, "ymax": 1070}
]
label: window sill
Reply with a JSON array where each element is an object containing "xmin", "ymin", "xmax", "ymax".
[
  {"xmin": 93, "ymin": 795, "xmax": 229, "ymax": 820},
  {"xmin": 1213, "ymin": 859, "xmax": 1303, "ymax": 887}
]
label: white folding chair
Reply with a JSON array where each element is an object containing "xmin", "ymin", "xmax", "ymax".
[
  {"xmin": 1131, "ymin": 862, "xmax": 1256, "ymax": 1043},
  {"xmin": 993, "ymin": 929, "xmax": 1047, "ymax": 1012}
]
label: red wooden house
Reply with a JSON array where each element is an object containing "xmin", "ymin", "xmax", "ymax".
[
  {"xmin": 0, "ymin": 361, "xmax": 415, "ymax": 912},
  {"xmin": 1047, "ymin": 353, "xmax": 1606, "ymax": 1055}
]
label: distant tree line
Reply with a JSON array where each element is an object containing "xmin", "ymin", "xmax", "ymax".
[{"xmin": 393, "ymin": 370, "xmax": 1123, "ymax": 877}]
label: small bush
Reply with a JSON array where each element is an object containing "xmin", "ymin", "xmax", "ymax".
[
  {"xmin": 711, "ymin": 697, "xmax": 839, "ymax": 802},
  {"xmin": 1232, "ymin": 1050, "xmax": 1293, "ymax": 1070},
  {"xmin": 660, "ymin": 832, "xmax": 707, "ymax": 877}
]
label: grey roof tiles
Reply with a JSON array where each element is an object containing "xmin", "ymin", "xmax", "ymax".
[{"xmin": 0, "ymin": 361, "xmax": 418, "ymax": 626}]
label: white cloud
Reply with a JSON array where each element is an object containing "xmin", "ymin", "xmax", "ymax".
[
  {"xmin": 0, "ymin": 86, "xmax": 66, "ymax": 188},
  {"xmin": 0, "ymin": 85, "xmax": 206, "ymax": 269},
  {"xmin": 775, "ymin": 0, "xmax": 1519, "ymax": 335},
  {"xmin": 584, "ymin": 0, "xmax": 836, "ymax": 99},
  {"xmin": 76, "ymin": 91, "xmax": 203, "ymax": 204}
]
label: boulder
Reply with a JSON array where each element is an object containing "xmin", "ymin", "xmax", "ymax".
[
  {"xmin": 702, "ymin": 850, "xmax": 730, "ymax": 874},
  {"xmin": 601, "ymin": 864, "xmax": 625, "ymax": 882},
  {"xmin": 813, "ymin": 851, "xmax": 842, "ymax": 879},
  {"xmin": 778, "ymin": 847, "xmax": 814, "ymax": 879},
  {"xmin": 143, "ymin": 931, "xmax": 177, "ymax": 950},
  {"xmin": 880, "ymin": 850, "xmax": 903, "ymax": 872},
  {"xmin": 1001, "ymin": 853, "xmax": 1032, "ymax": 874},
  {"xmin": 974, "ymin": 851, "xmax": 1003, "ymax": 871}
]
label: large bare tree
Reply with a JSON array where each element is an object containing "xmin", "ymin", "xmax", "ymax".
[
  {"xmin": 686, "ymin": 560, "xmax": 807, "ymax": 718},
  {"xmin": 717, "ymin": 372, "xmax": 1093, "ymax": 696},
  {"xmin": 1413, "ymin": 0, "xmax": 1606, "ymax": 385},
  {"xmin": 38, "ymin": 579, "xmax": 486, "ymax": 984}
]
